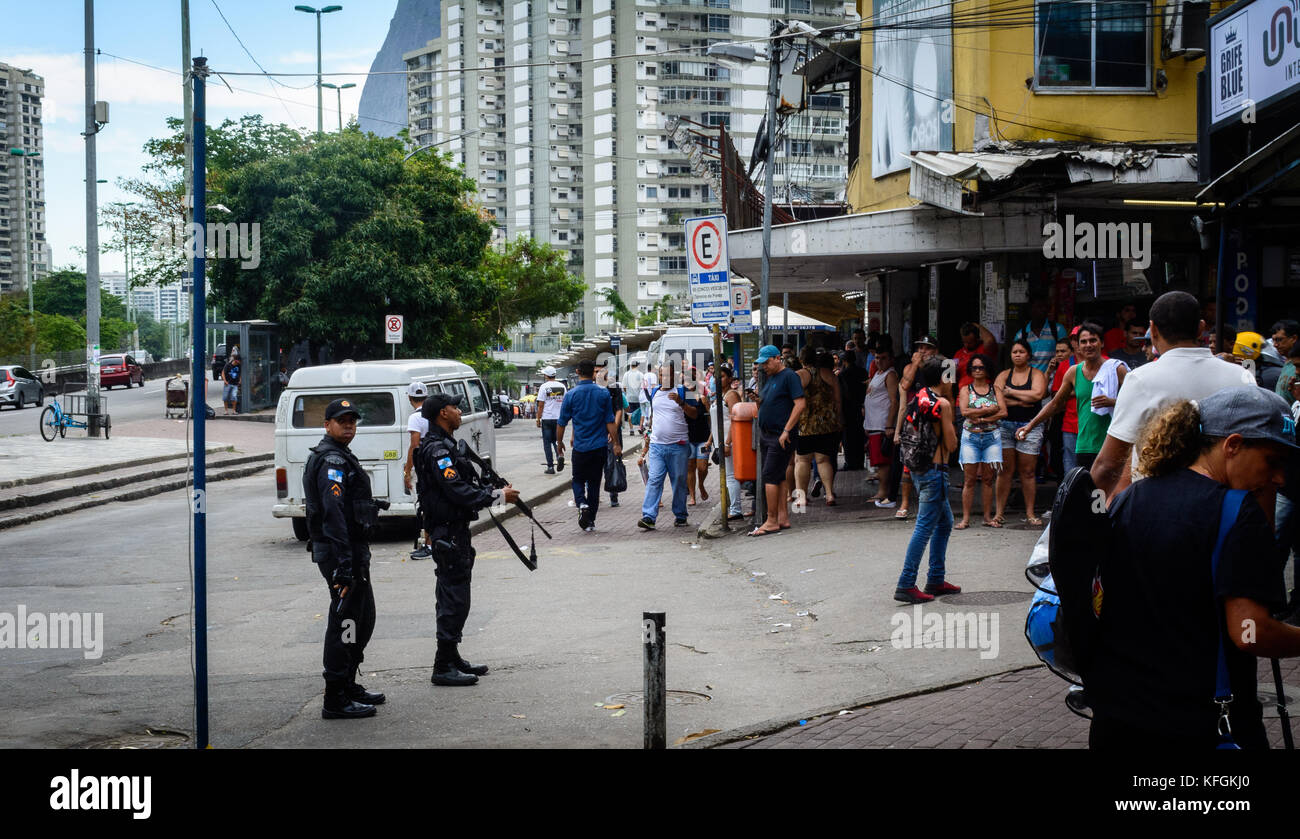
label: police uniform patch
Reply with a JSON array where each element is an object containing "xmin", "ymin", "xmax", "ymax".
[
  {"xmin": 330, "ymin": 484, "xmax": 341, "ymax": 497},
  {"xmin": 443, "ymin": 467, "xmax": 457, "ymax": 479},
  {"xmin": 436, "ymin": 456, "xmax": 453, "ymax": 469},
  {"xmin": 327, "ymin": 468, "xmax": 344, "ymax": 483}
]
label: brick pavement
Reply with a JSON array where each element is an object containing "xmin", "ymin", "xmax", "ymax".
[{"xmin": 716, "ymin": 658, "xmax": 1300, "ymax": 749}]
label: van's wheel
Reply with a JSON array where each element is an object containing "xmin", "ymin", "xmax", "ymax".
[{"xmin": 292, "ymin": 518, "xmax": 310, "ymax": 542}]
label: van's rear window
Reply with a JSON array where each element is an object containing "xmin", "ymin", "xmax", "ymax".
[{"xmin": 292, "ymin": 394, "xmax": 397, "ymax": 428}]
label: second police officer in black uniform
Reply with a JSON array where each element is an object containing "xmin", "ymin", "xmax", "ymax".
[
  {"xmin": 304, "ymin": 398, "xmax": 389, "ymax": 718},
  {"xmin": 416, "ymin": 393, "xmax": 519, "ymax": 686}
]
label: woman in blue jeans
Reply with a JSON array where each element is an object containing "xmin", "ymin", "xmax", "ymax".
[{"xmin": 894, "ymin": 358, "xmax": 961, "ymax": 604}]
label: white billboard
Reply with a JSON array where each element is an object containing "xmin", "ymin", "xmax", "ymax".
[
  {"xmin": 1209, "ymin": 0, "xmax": 1300, "ymax": 126},
  {"xmin": 872, "ymin": 0, "xmax": 954, "ymax": 178}
]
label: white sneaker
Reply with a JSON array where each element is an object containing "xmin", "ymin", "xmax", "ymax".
[{"xmin": 874, "ymin": 499, "xmax": 897, "ymax": 508}]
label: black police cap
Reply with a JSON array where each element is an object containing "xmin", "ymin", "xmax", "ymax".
[
  {"xmin": 421, "ymin": 393, "xmax": 461, "ymax": 420},
  {"xmin": 324, "ymin": 398, "xmax": 361, "ymax": 422}
]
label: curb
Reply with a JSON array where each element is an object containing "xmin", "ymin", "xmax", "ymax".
[
  {"xmin": 0, "ymin": 451, "xmax": 273, "ymax": 512},
  {"xmin": 0, "ymin": 460, "xmax": 273, "ymax": 530},
  {"xmin": 676, "ymin": 664, "xmax": 1044, "ymax": 749},
  {"xmin": 210, "ymin": 413, "xmax": 276, "ymax": 423},
  {"xmin": 0, "ymin": 445, "xmax": 236, "ymax": 491},
  {"xmin": 469, "ymin": 435, "xmax": 645, "ymax": 537}
]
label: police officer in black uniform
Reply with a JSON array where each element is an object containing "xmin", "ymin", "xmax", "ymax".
[
  {"xmin": 304, "ymin": 398, "xmax": 388, "ymax": 718},
  {"xmin": 417, "ymin": 393, "xmax": 519, "ymax": 686}
]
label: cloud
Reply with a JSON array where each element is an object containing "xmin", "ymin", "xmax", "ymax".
[{"xmin": 277, "ymin": 47, "xmax": 380, "ymax": 67}]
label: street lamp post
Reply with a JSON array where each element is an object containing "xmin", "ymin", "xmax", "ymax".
[
  {"xmin": 294, "ymin": 5, "xmax": 343, "ymax": 138},
  {"xmin": 320, "ymin": 82, "xmax": 355, "ymax": 132}
]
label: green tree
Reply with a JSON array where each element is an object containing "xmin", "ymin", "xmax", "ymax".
[
  {"xmin": 210, "ymin": 131, "xmax": 497, "ymax": 359},
  {"xmin": 34, "ymin": 312, "xmax": 85, "ymax": 353},
  {"xmin": 597, "ymin": 287, "xmax": 637, "ymax": 329},
  {"xmin": 113, "ymin": 115, "xmax": 310, "ymax": 291},
  {"xmin": 0, "ymin": 293, "xmax": 37, "ymax": 356},
  {"xmin": 480, "ymin": 236, "xmax": 586, "ymax": 341},
  {"xmin": 132, "ymin": 310, "xmax": 169, "ymax": 359}
]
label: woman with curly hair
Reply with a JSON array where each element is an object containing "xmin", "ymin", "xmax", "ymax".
[{"xmin": 1084, "ymin": 386, "xmax": 1300, "ymax": 749}]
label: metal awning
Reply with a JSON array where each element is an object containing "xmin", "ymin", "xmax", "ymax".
[
  {"xmin": 1196, "ymin": 121, "xmax": 1300, "ymax": 207},
  {"xmin": 728, "ymin": 200, "xmax": 1055, "ymax": 293},
  {"xmin": 797, "ymin": 39, "xmax": 859, "ymax": 91}
]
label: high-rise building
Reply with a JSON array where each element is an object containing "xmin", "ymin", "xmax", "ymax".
[
  {"xmin": 100, "ymin": 271, "xmax": 188, "ymax": 324},
  {"xmin": 0, "ymin": 63, "xmax": 49, "ymax": 295},
  {"xmin": 404, "ymin": 0, "xmax": 853, "ymax": 343}
]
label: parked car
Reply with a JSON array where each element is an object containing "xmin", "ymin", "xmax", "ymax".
[
  {"xmin": 0, "ymin": 365, "xmax": 44, "ymax": 409},
  {"xmin": 211, "ymin": 348, "xmax": 228, "ymax": 381},
  {"xmin": 99, "ymin": 354, "xmax": 145, "ymax": 389}
]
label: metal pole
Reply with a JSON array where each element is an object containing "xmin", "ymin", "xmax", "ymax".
[
  {"xmin": 712, "ymin": 324, "xmax": 728, "ymax": 528},
  {"xmin": 753, "ymin": 31, "xmax": 781, "ymax": 529},
  {"xmin": 643, "ymin": 611, "xmax": 666, "ymax": 750},
  {"xmin": 19, "ymin": 154, "xmax": 33, "ymax": 371},
  {"xmin": 315, "ymin": 11, "xmax": 324, "ymax": 138},
  {"xmin": 1214, "ymin": 216, "xmax": 1227, "ymax": 355},
  {"xmin": 336, "ymin": 86, "xmax": 343, "ymax": 132},
  {"xmin": 191, "ymin": 55, "xmax": 210, "ymax": 750},
  {"xmin": 181, "ymin": 0, "xmax": 194, "ymax": 379},
  {"xmin": 84, "ymin": 0, "xmax": 102, "ymax": 436}
]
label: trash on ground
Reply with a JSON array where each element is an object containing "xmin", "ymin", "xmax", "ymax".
[
  {"xmin": 611, "ymin": 709, "xmax": 627, "ymax": 718},
  {"xmin": 751, "ymin": 571, "xmax": 767, "ymax": 577},
  {"xmin": 672, "ymin": 729, "xmax": 722, "ymax": 745},
  {"xmin": 768, "ymin": 593, "xmax": 784, "ymax": 600},
  {"xmin": 772, "ymin": 623, "xmax": 792, "ymax": 628},
  {"xmin": 800, "ymin": 568, "xmax": 815, "ymax": 574},
  {"xmin": 602, "ymin": 704, "xmax": 625, "ymax": 710},
  {"xmin": 796, "ymin": 610, "xmax": 809, "ymax": 617},
  {"xmin": 798, "ymin": 719, "xmax": 808, "ymax": 726},
  {"xmin": 510, "ymin": 714, "xmax": 526, "ymax": 719},
  {"xmin": 837, "ymin": 710, "xmax": 853, "ymax": 716}
]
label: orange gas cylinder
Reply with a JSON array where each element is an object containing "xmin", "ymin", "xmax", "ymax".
[{"xmin": 731, "ymin": 400, "xmax": 757, "ymax": 482}]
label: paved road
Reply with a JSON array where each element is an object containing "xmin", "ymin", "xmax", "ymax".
[{"xmin": 0, "ymin": 450, "xmax": 1046, "ymax": 748}]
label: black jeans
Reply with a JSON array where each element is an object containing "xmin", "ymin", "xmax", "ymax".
[
  {"xmin": 314, "ymin": 545, "xmax": 376, "ymax": 688},
  {"xmin": 571, "ymin": 447, "xmax": 605, "ymax": 519},
  {"xmin": 430, "ymin": 522, "xmax": 475, "ymax": 644}
]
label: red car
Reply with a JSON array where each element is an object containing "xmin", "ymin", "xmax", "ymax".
[{"xmin": 100, "ymin": 354, "xmax": 145, "ymax": 389}]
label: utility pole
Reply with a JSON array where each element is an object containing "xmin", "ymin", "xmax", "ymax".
[
  {"xmin": 191, "ymin": 55, "xmax": 211, "ymax": 750},
  {"xmin": 182, "ymin": 0, "xmax": 197, "ymax": 368},
  {"xmin": 84, "ymin": 0, "xmax": 102, "ymax": 436}
]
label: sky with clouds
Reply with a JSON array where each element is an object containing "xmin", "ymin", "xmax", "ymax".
[{"xmin": 2, "ymin": 0, "xmax": 400, "ymax": 275}]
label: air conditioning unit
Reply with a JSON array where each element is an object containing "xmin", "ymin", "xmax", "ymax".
[{"xmin": 1164, "ymin": 0, "xmax": 1210, "ymax": 59}]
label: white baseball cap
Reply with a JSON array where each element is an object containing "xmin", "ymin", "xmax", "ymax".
[
  {"xmin": 542, "ymin": 366, "xmax": 557, "ymax": 377},
  {"xmin": 407, "ymin": 381, "xmax": 429, "ymax": 398}
]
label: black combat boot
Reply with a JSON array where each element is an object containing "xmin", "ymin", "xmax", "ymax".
[
  {"xmin": 453, "ymin": 651, "xmax": 489, "ymax": 677},
  {"xmin": 322, "ymin": 682, "xmax": 377, "ymax": 719},
  {"xmin": 431, "ymin": 641, "xmax": 478, "ymax": 687},
  {"xmin": 346, "ymin": 665, "xmax": 386, "ymax": 705}
]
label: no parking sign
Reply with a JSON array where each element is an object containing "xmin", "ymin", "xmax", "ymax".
[
  {"xmin": 385, "ymin": 314, "xmax": 404, "ymax": 344},
  {"xmin": 685, "ymin": 214, "xmax": 730, "ymax": 326}
]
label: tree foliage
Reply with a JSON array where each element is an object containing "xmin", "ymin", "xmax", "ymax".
[
  {"xmin": 210, "ymin": 130, "xmax": 500, "ymax": 359},
  {"xmin": 0, "ymin": 294, "xmax": 37, "ymax": 356},
  {"xmin": 479, "ymin": 236, "xmax": 587, "ymax": 340},
  {"xmin": 35, "ymin": 312, "xmax": 85, "ymax": 353}
]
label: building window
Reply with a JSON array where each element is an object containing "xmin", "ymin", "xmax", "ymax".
[
  {"xmin": 645, "ymin": 186, "xmax": 657, "ymax": 198},
  {"xmin": 1035, "ymin": 1, "xmax": 1149, "ymax": 90},
  {"xmin": 659, "ymin": 256, "xmax": 687, "ymax": 272}
]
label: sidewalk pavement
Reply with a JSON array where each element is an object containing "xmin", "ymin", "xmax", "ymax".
[
  {"xmin": 710, "ymin": 658, "xmax": 1300, "ymax": 749},
  {"xmin": 0, "ymin": 435, "xmax": 243, "ymax": 488}
]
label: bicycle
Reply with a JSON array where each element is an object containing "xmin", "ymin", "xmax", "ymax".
[{"xmin": 40, "ymin": 396, "xmax": 110, "ymax": 441}]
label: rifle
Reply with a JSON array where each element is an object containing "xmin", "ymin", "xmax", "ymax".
[{"xmin": 456, "ymin": 440, "xmax": 551, "ymax": 571}]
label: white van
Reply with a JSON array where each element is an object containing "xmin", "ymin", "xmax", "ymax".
[
  {"xmin": 273, "ymin": 359, "xmax": 496, "ymax": 540},
  {"xmin": 647, "ymin": 327, "xmax": 716, "ymax": 382}
]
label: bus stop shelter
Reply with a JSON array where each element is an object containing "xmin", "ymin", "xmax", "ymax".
[{"xmin": 210, "ymin": 320, "xmax": 281, "ymax": 414}]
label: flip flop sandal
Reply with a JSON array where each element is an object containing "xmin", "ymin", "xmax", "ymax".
[
  {"xmin": 983, "ymin": 520, "xmax": 1003, "ymax": 528},
  {"xmin": 1026, "ymin": 516, "xmax": 1044, "ymax": 526},
  {"xmin": 747, "ymin": 527, "xmax": 781, "ymax": 537},
  {"xmin": 894, "ymin": 509, "xmax": 910, "ymax": 519},
  {"xmin": 954, "ymin": 522, "xmax": 970, "ymax": 530}
]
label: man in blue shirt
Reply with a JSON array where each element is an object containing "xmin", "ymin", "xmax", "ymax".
[
  {"xmin": 559, "ymin": 359, "xmax": 621, "ymax": 531},
  {"xmin": 1013, "ymin": 293, "xmax": 1067, "ymax": 373},
  {"xmin": 750, "ymin": 344, "xmax": 805, "ymax": 536}
]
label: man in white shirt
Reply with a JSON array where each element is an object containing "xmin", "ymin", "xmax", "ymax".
[
  {"xmin": 537, "ymin": 366, "xmax": 567, "ymax": 474},
  {"xmin": 622, "ymin": 360, "xmax": 644, "ymax": 433},
  {"xmin": 401, "ymin": 381, "xmax": 434, "ymax": 559},
  {"xmin": 1091, "ymin": 291, "xmax": 1256, "ymax": 501}
]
